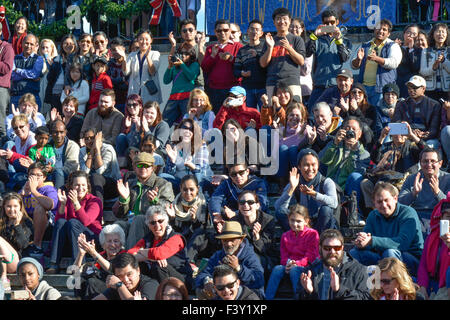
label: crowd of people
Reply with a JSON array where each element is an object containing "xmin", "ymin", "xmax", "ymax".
[{"xmin": 0, "ymin": 6, "xmax": 449, "ymax": 301}]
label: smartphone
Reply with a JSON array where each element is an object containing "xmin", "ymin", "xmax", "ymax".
[
  {"xmin": 228, "ymin": 97, "xmax": 244, "ymax": 107},
  {"xmin": 321, "ymin": 25, "xmax": 336, "ymax": 33},
  {"xmin": 11, "ymin": 290, "xmax": 30, "ymax": 300},
  {"xmin": 388, "ymin": 123, "xmax": 408, "ymax": 135},
  {"xmin": 440, "ymin": 219, "xmax": 449, "ymax": 237}
]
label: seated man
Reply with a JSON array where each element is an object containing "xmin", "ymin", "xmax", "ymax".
[
  {"xmin": 212, "ymin": 86, "xmax": 261, "ymax": 130},
  {"xmin": 350, "ymin": 182, "xmax": 424, "ymax": 276},
  {"xmin": 93, "ymin": 253, "xmax": 158, "ymax": 300},
  {"xmin": 195, "ymin": 221, "xmax": 265, "ymax": 299},
  {"xmin": 212, "ymin": 264, "xmax": 260, "ymax": 300},
  {"xmin": 297, "ymin": 229, "xmax": 371, "ymax": 300},
  {"xmin": 392, "ymin": 75, "xmax": 441, "ymax": 148},
  {"xmin": 310, "ymin": 102, "xmax": 342, "ymax": 153},
  {"xmin": 399, "ymin": 147, "xmax": 450, "ymax": 236}
]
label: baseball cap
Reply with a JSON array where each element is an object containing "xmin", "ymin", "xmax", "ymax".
[
  {"xmin": 134, "ymin": 152, "xmax": 154, "ymax": 166},
  {"xmin": 229, "ymin": 86, "xmax": 246, "ymax": 97},
  {"xmin": 337, "ymin": 68, "xmax": 353, "ymax": 79},
  {"xmin": 407, "ymin": 75, "xmax": 426, "ymax": 88},
  {"xmin": 93, "ymin": 55, "xmax": 108, "ymax": 65},
  {"xmin": 383, "ymin": 83, "xmax": 400, "ymax": 97}
]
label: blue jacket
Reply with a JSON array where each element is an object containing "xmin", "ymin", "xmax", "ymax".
[
  {"xmin": 364, "ymin": 203, "xmax": 423, "ymax": 257},
  {"xmin": 195, "ymin": 238, "xmax": 265, "ymax": 297},
  {"xmin": 208, "ymin": 175, "xmax": 268, "ymax": 216}
]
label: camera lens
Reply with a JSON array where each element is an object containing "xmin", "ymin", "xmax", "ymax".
[{"xmin": 346, "ymin": 130, "xmax": 356, "ymax": 139}]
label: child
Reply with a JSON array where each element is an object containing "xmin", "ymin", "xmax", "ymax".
[
  {"xmin": 265, "ymin": 204, "xmax": 319, "ymax": 300},
  {"xmin": 87, "ymin": 56, "xmax": 113, "ymax": 111},
  {"xmin": 60, "ymin": 63, "xmax": 90, "ymax": 116},
  {"xmin": 27, "ymin": 126, "xmax": 56, "ymax": 170}
]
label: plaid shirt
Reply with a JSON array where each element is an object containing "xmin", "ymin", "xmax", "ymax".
[{"xmin": 165, "ymin": 143, "xmax": 211, "ymax": 179}]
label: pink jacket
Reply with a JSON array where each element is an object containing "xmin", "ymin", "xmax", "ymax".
[
  {"xmin": 280, "ymin": 227, "xmax": 320, "ymax": 267},
  {"xmin": 55, "ymin": 193, "xmax": 103, "ymax": 235}
]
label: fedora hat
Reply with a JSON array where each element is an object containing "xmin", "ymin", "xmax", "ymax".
[{"xmin": 215, "ymin": 221, "xmax": 246, "ymax": 240}]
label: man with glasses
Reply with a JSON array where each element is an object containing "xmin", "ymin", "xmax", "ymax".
[
  {"xmin": 20, "ymin": 162, "xmax": 58, "ymax": 261},
  {"xmin": 298, "ymin": 229, "xmax": 371, "ymax": 300},
  {"xmin": 229, "ymin": 23, "xmax": 242, "ymax": 44},
  {"xmin": 399, "ymin": 148, "xmax": 450, "ymax": 236},
  {"xmin": 306, "ymin": 8, "xmax": 352, "ymax": 110},
  {"xmin": 114, "ymin": 152, "xmax": 174, "ymax": 249},
  {"xmin": 201, "ymin": 19, "xmax": 243, "ymax": 113},
  {"xmin": 92, "ymin": 31, "xmax": 110, "ymax": 60},
  {"xmin": 233, "ymin": 19, "xmax": 267, "ymax": 111},
  {"xmin": 392, "ymin": 75, "xmax": 442, "ymax": 148},
  {"xmin": 350, "ymin": 182, "xmax": 424, "ymax": 277},
  {"xmin": 212, "ymin": 264, "xmax": 260, "ymax": 300},
  {"xmin": 195, "ymin": 221, "xmax": 265, "ymax": 299}
]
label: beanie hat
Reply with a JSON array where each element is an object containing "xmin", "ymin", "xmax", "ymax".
[{"xmin": 17, "ymin": 257, "xmax": 44, "ymax": 280}]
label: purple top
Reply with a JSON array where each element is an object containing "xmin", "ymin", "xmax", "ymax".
[
  {"xmin": 22, "ymin": 184, "xmax": 59, "ymax": 218},
  {"xmin": 279, "ymin": 126, "xmax": 306, "ymax": 147}
]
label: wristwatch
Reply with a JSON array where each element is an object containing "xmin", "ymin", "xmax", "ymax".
[{"xmin": 115, "ymin": 281, "xmax": 123, "ymax": 289}]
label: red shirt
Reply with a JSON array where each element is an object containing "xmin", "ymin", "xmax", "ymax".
[
  {"xmin": 213, "ymin": 101, "xmax": 262, "ymax": 130},
  {"xmin": 128, "ymin": 234, "xmax": 184, "ymax": 261},
  {"xmin": 88, "ymin": 72, "xmax": 113, "ymax": 110}
]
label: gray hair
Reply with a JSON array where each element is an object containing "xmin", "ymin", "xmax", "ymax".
[
  {"xmin": 99, "ymin": 224, "xmax": 126, "ymax": 248},
  {"xmin": 312, "ymin": 101, "xmax": 332, "ymax": 115},
  {"xmin": 145, "ymin": 204, "xmax": 169, "ymax": 225}
]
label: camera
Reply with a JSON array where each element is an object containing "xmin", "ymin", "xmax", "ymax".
[
  {"xmin": 170, "ymin": 53, "xmax": 183, "ymax": 62},
  {"xmin": 345, "ymin": 130, "xmax": 356, "ymax": 139}
]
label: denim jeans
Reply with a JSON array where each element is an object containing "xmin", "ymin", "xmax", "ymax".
[
  {"xmin": 276, "ymin": 204, "xmax": 337, "ymax": 234},
  {"xmin": 349, "ymin": 247, "xmax": 420, "ymax": 276},
  {"xmin": 162, "ymin": 98, "xmax": 189, "ymax": 128},
  {"xmin": 307, "ymin": 87, "xmax": 326, "ymax": 114},
  {"xmin": 440, "ymin": 126, "xmax": 450, "ymax": 162},
  {"xmin": 265, "ymin": 265, "xmax": 305, "ymax": 299},
  {"xmin": 205, "ymin": 87, "xmax": 230, "ymax": 114},
  {"xmin": 245, "ymin": 88, "xmax": 266, "ymax": 111},
  {"xmin": 116, "ymin": 132, "xmax": 141, "ymax": 158},
  {"xmin": 363, "ymin": 85, "xmax": 383, "ymax": 107},
  {"xmin": 277, "ymin": 144, "xmax": 299, "ymax": 178},
  {"xmin": 48, "ymin": 168, "xmax": 67, "ymax": 190}
]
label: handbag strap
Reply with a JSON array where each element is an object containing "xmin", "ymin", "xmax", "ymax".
[{"xmin": 173, "ymin": 69, "xmax": 183, "ymax": 83}]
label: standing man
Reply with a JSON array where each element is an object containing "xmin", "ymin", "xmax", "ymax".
[
  {"xmin": 201, "ymin": 19, "xmax": 243, "ymax": 113},
  {"xmin": 108, "ymin": 37, "xmax": 129, "ymax": 113},
  {"xmin": 260, "ymin": 7, "xmax": 305, "ymax": 104},
  {"xmin": 0, "ymin": 22, "xmax": 14, "ymax": 141},
  {"xmin": 306, "ymin": 8, "xmax": 352, "ymax": 110},
  {"xmin": 351, "ymin": 19, "xmax": 402, "ymax": 106}
]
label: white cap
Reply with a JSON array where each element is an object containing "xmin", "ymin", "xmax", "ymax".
[{"xmin": 407, "ymin": 75, "xmax": 426, "ymax": 88}]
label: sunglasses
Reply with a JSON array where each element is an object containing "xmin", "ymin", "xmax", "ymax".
[
  {"xmin": 239, "ymin": 199, "xmax": 256, "ymax": 206},
  {"xmin": 322, "ymin": 245, "xmax": 343, "ymax": 252},
  {"xmin": 216, "ymin": 29, "xmax": 230, "ymax": 33},
  {"xmin": 215, "ymin": 280, "xmax": 237, "ymax": 291},
  {"xmin": 149, "ymin": 219, "xmax": 165, "ymax": 226},
  {"xmin": 180, "ymin": 125, "xmax": 193, "ymax": 131},
  {"xmin": 13, "ymin": 124, "xmax": 26, "ymax": 131},
  {"xmin": 127, "ymin": 103, "xmax": 140, "ymax": 108},
  {"xmin": 94, "ymin": 40, "xmax": 105, "ymax": 45},
  {"xmin": 407, "ymin": 85, "xmax": 422, "ymax": 90},
  {"xmin": 182, "ymin": 28, "xmax": 194, "ymax": 33},
  {"xmin": 84, "ymin": 136, "xmax": 95, "ymax": 141},
  {"xmin": 136, "ymin": 163, "xmax": 151, "ymax": 169},
  {"xmin": 380, "ymin": 278, "xmax": 395, "ymax": 285},
  {"xmin": 230, "ymin": 169, "xmax": 247, "ymax": 178}
]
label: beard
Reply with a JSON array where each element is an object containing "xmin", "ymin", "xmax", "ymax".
[
  {"xmin": 97, "ymin": 106, "xmax": 112, "ymax": 117},
  {"xmin": 322, "ymin": 251, "xmax": 344, "ymax": 268}
]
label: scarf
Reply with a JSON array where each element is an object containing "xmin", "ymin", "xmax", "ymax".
[
  {"xmin": 173, "ymin": 193, "xmax": 203, "ymax": 222},
  {"xmin": 425, "ymin": 192, "xmax": 450, "ymax": 288},
  {"xmin": 12, "ymin": 32, "xmax": 27, "ymax": 55},
  {"xmin": 295, "ymin": 171, "xmax": 323, "ymax": 205}
]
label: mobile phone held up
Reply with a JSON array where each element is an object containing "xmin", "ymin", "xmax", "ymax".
[{"xmin": 388, "ymin": 123, "xmax": 408, "ymax": 135}]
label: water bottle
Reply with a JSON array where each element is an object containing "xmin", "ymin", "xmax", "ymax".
[{"xmin": 127, "ymin": 211, "xmax": 135, "ymax": 224}]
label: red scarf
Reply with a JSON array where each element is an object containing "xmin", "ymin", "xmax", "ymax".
[
  {"xmin": 12, "ymin": 32, "xmax": 27, "ymax": 55},
  {"xmin": 425, "ymin": 191, "xmax": 450, "ymax": 288},
  {"xmin": 149, "ymin": 0, "xmax": 181, "ymax": 25}
]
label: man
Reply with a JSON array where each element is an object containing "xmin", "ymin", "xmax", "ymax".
[
  {"xmin": 310, "ymin": 102, "xmax": 342, "ymax": 153},
  {"xmin": 350, "ymin": 182, "xmax": 424, "ymax": 276},
  {"xmin": 201, "ymin": 19, "xmax": 243, "ymax": 113},
  {"xmin": 107, "ymin": 37, "xmax": 129, "ymax": 111},
  {"xmin": 212, "ymin": 86, "xmax": 261, "ymax": 130},
  {"xmin": 212, "ymin": 264, "xmax": 260, "ymax": 300},
  {"xmin": 93, "ymin": 253, "xmax": 158, "ymax": 300},
  {"xmin": 392, "ymin": 75, "xmax": 441, "ymax": 148},
  {"xmin": 229, "ymin": 23, "xmax": 242, "ymax": 44},
  {"xmin": 399, "ymin": 148, "xmax": 450, "ymax": 235},
  {"xmin": 396, "ymin": 24, "xmax": 420, "ymax": 98},
  {"xmin": 0, "ymin": 22, "xmax": 14, "ymax": 140},
  {"xmin": 306, "ymin": 8, "xmax": 352, "ymax": 109},
  {"xmin": 351, "ymin": 19, "xmax": 402, "ymax": 106},
  {"xmin": 297, "ymin": 229, "xmax": 371, "ymax": 300},
  {"xmin": 48, "ymin": 120, "xmax": 80, "ymax": 189},
  {"xmin": 114, "ymin": 152, "xmax": 174, "ymax": 249},
  {"xmin": 260, "ymin": 7, "xmax": 305, "ymax": 103},
  {"xmin": 168, "ymin": 19, "xmax": 205, "ymax": 88},
  {"xmin": 20, "ymin": 162, "xmax": 58, "ymax": 261},
  {"xmin": 195, "ymin": 221, "xmax": 265, "ymax": 299},
  {"xmin": 233, "ymin": 19, "xmax": 267, "ymax": 110},
  {"xmin": 80, "ymin": 89, "xmax": 124, "ymax": 147},
  {"xmin": 10, "ymin": 33, "xmax": 44, "ymax": 110}
]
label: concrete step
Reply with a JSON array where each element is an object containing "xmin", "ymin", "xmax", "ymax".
[{"xmin": 8, "ymin": 273, "xmax": 72, "ymax": 291}]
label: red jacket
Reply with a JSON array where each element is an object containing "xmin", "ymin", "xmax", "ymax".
[
  {"xmin": 128, "ymin": 234, "xmax": 184, "ymax": 260},
  {"xmin": 213, "ymin": 101, "xmax": 262, "ymax": 130},
  {"xmin": 88, "ymin": 72, "xmax": 113, "ymax": 110},
  {"xmin": 201, "ymin": 41, "xmax": 243, "ymax": 89}
]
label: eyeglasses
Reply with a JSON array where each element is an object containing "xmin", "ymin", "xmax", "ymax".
[
  {"xmin": 215, "ymin": 280, "xmax": 237, "ymax": 291},
  {"xmin": 239, "ymin": 199, "xmax": 256, "ymax": 206},
  {"xmin": 351, "ymin": 90, "xmax": 364, "ymax": 95},
  {"xmin": 13, "ymin": 125, "xmax": 26, "ymax": 131},
  {"xmin": 182, "ymin": 28, "xmax": 194, "ymax": 33},
  {"xmin": 80, "ymin": 40, "xmax": 91, "ymax": 44},
  {"xmin": 84, "ymin": 136, "xmax": 95, "ymax": 141},
  {"xmin": 230, "ymin": 30, "xmax": 239, "ymax": 34},
  {"xmin": 94, "ymin": 40, "xmax": 105, "ymax": 45},
  {"xmin": 149, "ymin": 219, "xmax": 165, "ymax": 226},
  {"xmin": 290, "ymin": 25, "xmax": 302, "ymax": 30},
  {"xmin": 407, "ymin": 85, "xmax": 422, "ymax": 91},
  {"xmin": 421, "ymin": 159, "xmax": 439, "ymax": 165},
  {"xmin": 127, "ymin": 103, "xmax": 139, "ymax": 108},
  {"xmin": 380, "ymin": 278, "xmax": 395, "ymax": 285},
  {"xmin": 405, "ymin": 31, "xmax": 418, "ymax": 37},
  {"xmin": 322, "ymin": 245, "xmax": 343, "ymax": 252},
  {"xmin": 136, "ymin": 163, "xmax": 151, "ymax": 169},
  {"xmin": 216, "ymin": 29, "xmax": 230, "ymax": 33},
  {"xmin": 230, "ymin": 169, "xmax": 247, "ymax": 178}
]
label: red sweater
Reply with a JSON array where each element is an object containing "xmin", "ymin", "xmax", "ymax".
[
  {"xmin": 55, "ymin": 193, "xmax": 103, "ymax": 235},
  {"xmin": 88, "ymin": 72, "xmax": 113, "ymax": 110},
  {"xmin": 128, "ymin": 234, "xmax": 184, "ymax": 261},
  {"xmin": 201, "ymin": 41, "xmax": 243, "ymax": 89},
  {"xmin": 213, "ymin": 101, "xmax": 262, "ymax": 130}
]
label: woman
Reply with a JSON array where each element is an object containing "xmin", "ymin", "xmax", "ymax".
[
  {"xmin": 50, "ymin": 96, "xmax": 84, "ymax": 144},
  {"xmin": 16, "ymin": 257, "xmax": 61, "ymax": 300},
  {"xmin": 120, "ymin": 29, "xmax": 162, "ymax": 104},
  {"xmin": 48, "ymin": 171, "xmax": 103, "ymax": 273},
  {"xmin": 275, "ymin": 148, "xmax": 338, "ymax": 233},
  {"xmin": 371, "ymin": 257, "xmax": 423, "ymax": 300},
  {"xmin": 10, "ymin": 16, "xmax": 28, "ymax": 55},
  {"xmin": 116, "ymin": 94, "xmax": 144, "ymax": 166},
  {"xmin": 420, "ymin": 23, "xmax": 450, "ymax": 102},
  {"xmin": 39, "ymin": 39, "xmax": 58, "ymax": 117},
  {"xmin": 128, "ymin": 205, "xmax": 192, "ymax": 286},
  {"xmin": 155, "ymin": 277, "xmax": 190, "ymax": 300},
  {"xmin": 396, "ymin": 24, "xmax": 420, "ymax": 99},
  {"xmin": 60, "ymin": 63, "xmax": 90, "ymax": 116},
  {"xmin": 260, "ymin": 82, "xmax": 294, "ymax": 128},
  {"xmin": 79, "ymin": 129, "xmax": 121, "ymax": 203},
  {"xmin": 0, "ymin": 192, "xmax": 33, "ymax": 290},
  {"xmin": 290, "ymin": 18, "xmax": 313, "ymax": 102},
  {"xmin": 162, "ymin": 47, "xmax": 200, "ymax": 127},
  {"xmin": 163, "ymin": 119, "xmax": 213, "ymax": 194},
  {"xmin": 73, "ymin": 225, "xmax": 127, "ymax": 300},
  {"xmin": 65, "ymin": 33, "xmax": 94, "ymax": 87},
  {"xmin": 183, "ymin": 88, "xmax": 215, "ymax": 135}
]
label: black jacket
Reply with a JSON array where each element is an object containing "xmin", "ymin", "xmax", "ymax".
[{"xmin": 297, "ymin": 252, "xmax": 372, "ymax": 300}]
